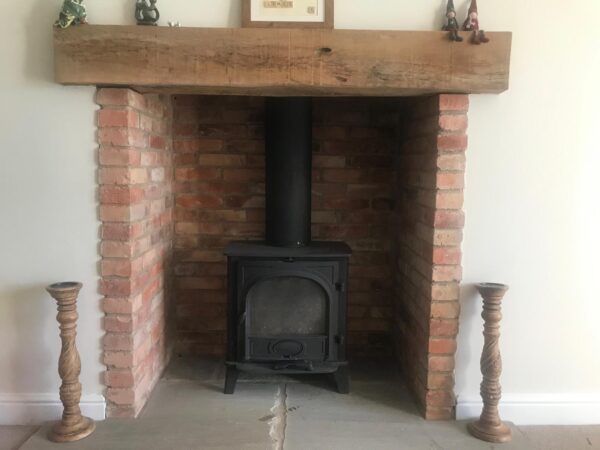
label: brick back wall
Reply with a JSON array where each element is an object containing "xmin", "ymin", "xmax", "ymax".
[
  {"xmin": 171, "ymin": 96, "xmax": 399, "ymax": 358},
  {"xmin": 97, "ymin": 88, "xmax": 174, "ymax": 417},
  {"xmin": 392, "ymin": 95, "xmax": 468, "ymax": 420}
]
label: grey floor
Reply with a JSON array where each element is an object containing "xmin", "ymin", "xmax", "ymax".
[{"xmin": 3, "ymin": 357, "xmax": 599, "ymax": 449}]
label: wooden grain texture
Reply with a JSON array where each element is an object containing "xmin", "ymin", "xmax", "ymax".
[
  {"xmin": 46, "ymin": 282, "xmax": 96, "ymax": 443},
  {"xmin": 242, "ymin": 0, "xmax": 334, "ymax": 29},
  {"xmin": 54, "ymin": 25, "xmax": 512, "ymax": 96}
]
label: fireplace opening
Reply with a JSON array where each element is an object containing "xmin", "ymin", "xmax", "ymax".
[{"xmin": 98, "ymin": 89, "xmax": 467, "ymax": 419}]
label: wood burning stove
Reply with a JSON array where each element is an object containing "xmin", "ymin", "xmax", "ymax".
[{"xmin": 224, "ymin": 98, "xmax": 351, "ymax": 394}]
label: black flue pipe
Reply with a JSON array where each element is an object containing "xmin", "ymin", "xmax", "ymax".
[{"xmin": 265, "ymin": 98, "xmax": 312, "ymax": 247}]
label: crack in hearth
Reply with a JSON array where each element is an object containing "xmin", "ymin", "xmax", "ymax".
[{"xmin": 268, "ymin": 384, "xmax": 288, "ymax": 450}]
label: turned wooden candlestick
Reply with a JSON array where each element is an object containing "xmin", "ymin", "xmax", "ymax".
[
  {"xmin": 468, "ymin": 282, "xmax": 511, "ymax": 443},
  {"xmin": 46, "ymin": 282, "xmax": 95, "ymax": 443}
]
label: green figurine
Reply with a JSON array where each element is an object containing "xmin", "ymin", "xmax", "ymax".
[{"xmin": 55, "ymin": 0, "xmax": 88, "ymax": 29}]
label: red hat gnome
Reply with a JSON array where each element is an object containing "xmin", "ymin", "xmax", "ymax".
[
  {"xmin": 462, "ymin": 0, "xmax": 489, "ymax": 44},
  {"xmin": 442, "ymin": 0, "xmax": 463, "ymax": 42}
]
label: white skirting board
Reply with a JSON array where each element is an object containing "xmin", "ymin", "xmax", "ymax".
[
  {"xmin": 0, "ymin": 393, "xmax": 106, "ymax": 425},
  {"xmin": 456, "ymin": 394, "xmax": 600, "ymax": 426}
]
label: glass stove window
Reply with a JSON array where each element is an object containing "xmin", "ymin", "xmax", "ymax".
[{"xmin": 247, "ymin": 276, "xmax": 328, "ymax": 337}]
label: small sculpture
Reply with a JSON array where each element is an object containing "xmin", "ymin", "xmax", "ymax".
[
  {"xmin": 55, "ymin": 0, "xmax": 87, "ymax": 29},
  {"xmin": 442, "ymin": 0, "xmax": 463, "ymax": 42},
  {"xmin": 136, "ymin": 0, "xmax": 160, "ymax": 26},
  {"xmin": 462, "ymin": 0, "xmax": 489, "ymax": 45}
]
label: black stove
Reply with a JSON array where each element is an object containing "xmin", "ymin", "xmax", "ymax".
[{"xmin": 223, "ymin": 98, "xmax": 351, "ymax": 394}]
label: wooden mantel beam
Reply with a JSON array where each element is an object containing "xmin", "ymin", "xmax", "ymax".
[{"xmin": 54, "ymin": 25, "xmax": 512, "ymax": 96}]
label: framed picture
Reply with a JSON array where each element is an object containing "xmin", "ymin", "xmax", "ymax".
[{"xmin": 242, "ymin": 0, "xmax": 334, "ymax": 29}]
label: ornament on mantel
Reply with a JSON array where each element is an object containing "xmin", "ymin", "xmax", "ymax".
[
  {"xmin": 55, "ymin": 0, "xmax": 87, "ymax": 29},
  {"xmin": 442, "ymin": 0, "xmax": 463, "ymax": 42},
  {"xmin": 136, "ymin": 0, "xmax": 160, "ymax": 26},
  {"xmin": 462, "ymin": 0, "xmax": 489, "ymax": 44}
]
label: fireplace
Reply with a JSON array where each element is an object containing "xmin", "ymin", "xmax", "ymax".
[
  {"xmin": 96, "ymin": 89, "xmax": 469, "ymax": 420},
  {"xmin": 223, "ymin": 98, "xmax": 351, "ymax": 394}
]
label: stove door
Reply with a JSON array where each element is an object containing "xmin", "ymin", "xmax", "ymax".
[{"xmin": 239, "ymin": 260, "xmax": 340, "ymax": 362}]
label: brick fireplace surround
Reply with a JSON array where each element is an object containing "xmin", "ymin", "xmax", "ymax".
[{"xmin": 97, "ymin": 88, "xmax": 467, "ymax": 420}]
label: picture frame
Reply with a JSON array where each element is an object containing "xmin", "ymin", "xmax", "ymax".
[{"xmin": 242, "ymin": 0, "xmax": 334, "ymax": 29}]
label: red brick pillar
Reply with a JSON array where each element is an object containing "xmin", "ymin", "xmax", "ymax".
[
  {"xmin": 394, "ymin": 94, "xmax": 468, "ymax": 420},
  {"xmin": 96, "ymin": 88, "xmax": 174, "ymax": 417}
]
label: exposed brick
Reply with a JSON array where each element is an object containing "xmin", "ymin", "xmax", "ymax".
[
  {"xmin": 427, "ymin": 373, "xmax": 455, "ymax": 391},
  {"xmin": 429, "ymin": 355, "xmax": 456, "ymax": 372},
  {"xmin": 98, "ymin": 91, "xmax": 172, "ymax": 419},
  {"xmin": 176, "ymin": 194, "xmax": 223, "ymax": 209},
  {"xmin": 428, "ymin": 338, "xmax": 458, "ymax": 354},
  {"xmin": 102, "ymin": 222, "xmax": 146, "ymax": 241},
  {"xmin": 106, "ymin": 388, "xmax": 135, "ymax": 406},
  {"xmin": 439, "ymin": 115, "xmax": 468, "ymax": 132},
  {"xmin": 439, "ymin": 95, "xmax": 469, "ymax": 112},
  {"xmin": 436, "ymin": 191, "xmax": 464, "ymax": 210},
  {"xmin": 222, "ymin": 168, "xmax": 264, "ymax": 183},
  {"xmin": 437, "ymin": 134, "xmax": 468, "ymax": 152},
  {"xmin": 430, "ymin": 319, "xmax": 459, "ymax": 337},
  {"xmin": 314, "ymin": 155, "xmax": 346, "ymax": 168},
  {"xmin": 99, "ymin": 147, "xmax": 142, "ymax": 167},
  {"xmin": 436, "ymin": 172, "xmax": 464, "ymax": 190},
  {"xmin": 101, "ymin": 241, "xmax": 134, "ymax": 258},
  {"xmin": 104, "ymin": 258, "xmax": 143, "ymax": 279},
  {"xmin": 96, "ymin": 88, "xmax": 146, "ymax": 109},
  {"xmin": 431, "ymin": 283, "xmax": 461, "ymax": 301},
  {"xmin": 434, "ymin": 210, "xmax": 465, "ymax": 229},
  {"xmin": 103, "ymin": 351, "xmax": 134, "ymax": 369},
  {"xmin": 100, "ymin": 186, "xmax": 145, "ymax": 205},
  {"xmin": 432, "ymin": 230, "xmax": 463, "ymax": 247},
  {"xmin": 103, "ymin": 333, "xmax": 134, "ymax": 351},
  {"xmin": 99, "ymin": 109, "xmax": 140, "ymax": 128},
  {"xmin": 425, "ymin": 389, "xmax": 455, "ymax": 408},
  {"xmin": 150, "ymin": 135, "xmax": 167, "ymax": 150},
  {"xmin": 99, "ymin": 204, "xmax": 146, "ymax": 222},
  {"xmin": 432, "ymin": 264, "xmax": 462, "ymax": 282},
  {"xmin": 99, "ymin": 128, "xmax": 148, "ymax": 148},
  {"xmin": 437, "ymin": 154, "xmax": 466, "ymax": 171},
  {"xmin": 432, "ymin": 247, "xmax": 462, "ymax": 265},
  {"xmin": 99, "ymin": 168, "xmax": 148, "ymax": 185},
  {"xmin": 174, "ymin": 139, "xmax": 223, "ymax": 153},
  {"xmin": 175, "ymin": 168, "xmax": 221, "ymax": 181},
  {"xmin": 430, "ymin": 301, "xmax": 460, "ymax": 319},
  {"xmin": 198, "ymin": 154, "xmax": 246, "ymax": 167},
  {"xmin": 321, "ymin": 169, "xmax": 362, "ymax": 183}
]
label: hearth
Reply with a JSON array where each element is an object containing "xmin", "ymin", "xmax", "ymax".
[{"xmin": 223, "ymin": 97, "xmax": 352, "ymax": 394}]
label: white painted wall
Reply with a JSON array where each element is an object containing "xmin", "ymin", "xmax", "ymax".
[{"xmin": 0, "ymin": 0, "xmax": 598, "ymax": 425}]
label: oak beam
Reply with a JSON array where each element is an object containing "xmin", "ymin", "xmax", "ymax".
[{"xmin": 54, "ymin": 25, "xmax": 512, "ymax": 96}]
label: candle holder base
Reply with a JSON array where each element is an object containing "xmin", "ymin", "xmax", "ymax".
[
  {"xmin": 468, "ymin": 419, "xmax": 511, "ymax": 444},
  {"xmin": 48, "ymin": 416, "xmax": 96, "ymax": 443}
]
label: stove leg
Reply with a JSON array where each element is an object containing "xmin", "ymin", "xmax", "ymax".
[
  {"xmin": 333, "ymin": 366, "xmax": 350, "ymax": 394},
  {"xmin": 224, "ymin": 366, "xmax": 239, "ymax": 394}
]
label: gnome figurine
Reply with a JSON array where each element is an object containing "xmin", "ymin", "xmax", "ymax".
[
  {"xmin": 442, "ymin": 0, "xmax": 463, "ymax": 42},
  {"xmin": 462, "ymin": 0, "xmax": 489, "ymax": 44},
  {"xmin": 55, "ymin": 0, "xmax": 87, "ymax": 28},
  {"xmin": 136, "ymin": 0, "xmax": 160, "ymax": 26}
]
